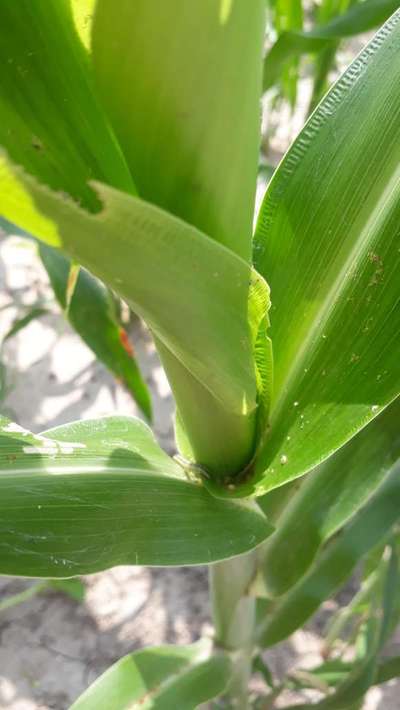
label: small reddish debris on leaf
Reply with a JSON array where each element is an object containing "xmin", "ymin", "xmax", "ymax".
[{"xmin": 119, "ymin": 328, "xmax": 135, "ymax": 357}]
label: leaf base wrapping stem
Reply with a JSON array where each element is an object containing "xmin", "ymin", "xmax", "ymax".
[{"xmin": 157, "ymin": 340, "xmax": 257, "ymax": 479}]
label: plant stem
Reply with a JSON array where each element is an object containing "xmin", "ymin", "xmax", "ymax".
[
  {"xmin": 210, "ymin": 551, "xmax": 258, "ymax": 708},
  {"xmin": 156, "ymin": 340, "xmax": 256, "ymax": 479}
]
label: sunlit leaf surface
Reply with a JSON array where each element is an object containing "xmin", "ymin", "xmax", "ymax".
[
  {"xmin": 254, "ymin": 12, "xmax": 400, "ymax": 494},
  {"xmin": 0, "ymin": 417, "xmax": 272, "ymax": 576}
]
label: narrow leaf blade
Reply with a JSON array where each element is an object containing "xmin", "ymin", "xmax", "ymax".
[
  {"xmin": 305, "ymin": 545, "xmax": 399, "ymax": 709},
  {"xmin": 260, "ymin": 399, "xmax": 400, "ymax": 596},
  {"xmin": 70, "ymin": 641, "xmax": 231, "ymax": 710},
  {"xmin": 0, "ymin": 0, "xmax": 134, "ymax": 206},
  {"xmin": 39, "ymin": 243, "xmax": 151, "ymax": 419},
  {"xmin": 257, "ymin": 461, "xmax": 400, "ymax": 647},
  {"xmin": 263, "ymin": 0, "xmax": 400, "ymax": 91},
  {"xmin": 3, "ymin": 306, "xmax": 49, "ymax": 342}
]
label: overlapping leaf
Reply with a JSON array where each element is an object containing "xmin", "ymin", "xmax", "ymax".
[
  {"xmin": 39, "ymin": 244, "xmax": 151, "ymax": 419},
  {"xmin": 263, "ymin": 0, "xmax": 400, "ymax": 92},
  {"xmin": 0, "ymin": 0, "xmax": 261, "ymax": 463},
  {"xmin": 91, "ymin": 0, "xmax": 268, "ymax": 476},
  {"xmin": 0, "ymin": 219, "xmax": 151, "ymax": 418},
  {"xmin": 254, "ymin": 11, "xmax": 400, "ymax": 494},
  {"xmin": 279, "ymin": 544, "xmax": 399, "ymax": 709},
  {"xmin": 257, "ymin": 461, "xmax": 400, "ymax": 647},
  {"xmin": 92, "ymin": 0, "xmax": 265, "ymax": 262},
  {"xmin": 70, "ymin": 640, "xmax": 231, "ymax": 710},
  {"xmin": 287, "ymin": 654, "xmax": 400, "ymax": 698},
  {"xmin": 0, "ymin": 166, "xmax": 257, "ymax": 417},
  {"xmin": 260, "ymin": 398, "xmax": 400, "ymax": 596},
  {"xmin": 0, "ymin": 416, "xmax": 272, "ymax": 577},
  {"xmin": 0, "ymin": 0, "xmax": 134, "ymax": 206}
]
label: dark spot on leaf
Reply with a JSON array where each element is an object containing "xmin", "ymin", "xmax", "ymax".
[{"xmin": 31, "ymin": 136, "xmax": 43, "ymax": 151}]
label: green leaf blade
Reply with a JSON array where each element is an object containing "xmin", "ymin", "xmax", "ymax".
[
  {"xmin": 3, "ymin": 306, "xmax": 49, "ymax": 342},
  {"xmin": 376, "ymin": 655, "xmax": 400, "ymax": 685},
  {"xmin": 39, "ymin": 244, "xmax": 152, "ymax": 419},
  {"xmin": 92, "ymin": 0, "xmax": 265, "ymax": 262},
  {"xmin": 272, "ymin": 0, "xmax": 304, "ymax": 106},
  {"xmin": 254, "ymin": 12, "xmax": 400, "ymax": 494},
  {"xmin": 263, "ymin": 0, "xmax": 400, "ymax": 92},
  {"xmin": 70, "ymin": 641, "xmax": 231, "ymax": 710},
  {"xmin": 257, "ymin": 459, "xmax": 400, "ymax": 647},
  {"xmin": 0, "ymin": 0, "xmax": 265, "ymax": 477},
  {"xmin": 0, "ymin": 163, "xmax": 257, "ymax": 417},
  {"xmin": 0, "ymin": 0, "xmax": 134, "ymax": 207},
  {"xmin": 0, "ymin": 416, "xmax": 272, "ymax": 576},
  {"xmin": 260, "ymin": 399, "xmax": 400, "ymax": 597},
  {"xmin": 308, "ymin": 544, "xmax": 399, "ymax": 709}
]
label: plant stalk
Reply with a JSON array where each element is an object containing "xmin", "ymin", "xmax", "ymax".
[
  {"xmin": 210, "ymin": 551, "xmax": 258, "ymax": 708},
  {"xmin": 156, "ymin": 339, "xmax": 257, "ymax": 479}
]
